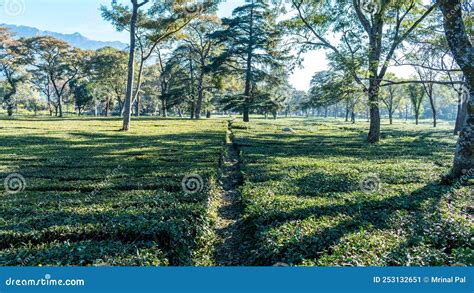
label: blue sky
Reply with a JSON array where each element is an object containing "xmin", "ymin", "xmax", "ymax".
[{"xmin": 0, "ymin": 0, "xmax": 332, "ymax": 91}]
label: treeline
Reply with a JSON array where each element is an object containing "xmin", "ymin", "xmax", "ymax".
[
  {"xmin": 0, "ymin": 0, "xmax": 472, "ymax": 176},
  {"xmin": 0, "ymin": 1, "xmax": 300, "ymax": 120},
  {"xmin": 301, "ymin": 72, "xmax": 467, "ymax": 130}
]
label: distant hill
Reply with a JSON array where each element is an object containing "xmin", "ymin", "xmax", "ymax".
[{"xmin": 1, "ymin": 24, "xmax": 128, "ymax": 51}]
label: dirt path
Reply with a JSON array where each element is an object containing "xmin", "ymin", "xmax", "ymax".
[{"xmin": 214, "ymin": 120, "xmax": 244, "ymax": 266}]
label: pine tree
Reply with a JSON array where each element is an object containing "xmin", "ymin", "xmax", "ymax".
[{"xmin": 209, "ymin": 0, "xmax": 287, "ymax": 122}]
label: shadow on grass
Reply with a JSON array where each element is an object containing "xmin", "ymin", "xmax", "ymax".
[
  {"xmin": 0, "ymin": 126, "xmax": 225, "ymax": 266},
  {"xmin": 238, "ymin": 183, "xmax": 448, "ymax": 265},
  {"xmin": 231, "ymin": 122, "xmax": 460, "ymax": 265}
]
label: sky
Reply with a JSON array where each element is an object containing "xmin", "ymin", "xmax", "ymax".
[{"xmin": 0, "ymin": 0, "xmax": 409, "ymax": 91}]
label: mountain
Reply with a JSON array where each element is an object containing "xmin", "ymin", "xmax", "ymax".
[{"xmin": 1, "ymin": 24, "xmax": 128, "ymax": 51}]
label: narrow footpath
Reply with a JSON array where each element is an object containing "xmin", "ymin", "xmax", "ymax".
[{"xmin": 214, "ymin": 120, "xmax": 244, "ymax": 266}]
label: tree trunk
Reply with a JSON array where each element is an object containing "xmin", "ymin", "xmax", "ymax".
[
  {"xmin": 367, "ymin": 81, "xmax": 381, "ymax": 143},
  {"xmin": 46, "ymin": 95, "xmax": 53, "ymax": 116},
  {"xmin": 105, "ymin": 97, "xmax": 110, "ymax": 117},
  {"xmin": 206, "ymin": 110, "xmax": 211, "ymax": 118},
  {"xmin": 161, "ymin": 98, "xmax": 168, "ymax": 118},
  {"xmin": 440, "ymin": 0, "xmax": 474, "ymax": 176},
  {"xmin": 58, "ymin": 96, "xmax": 63, "ymax": 117},
  {"xmin": 122, "ymin": 2, "xmax": 140, "ymax": 131},
  {"xmin": 243, "ymin": 3, "xmax": 254, "ymax": 123},
  {"xmin": 132, "ymin": 59, "xmax": 145, "ymax": 116},
  {"xmin": 190, "ymin": 102, "xmax": 195, "ymax": 120},
  {"xmin": 134, "ymin": 93, "xmax": 140, "ymax": 117},
  {"xmin": 428, "ymin": 86, "xmax": 437, "ymax": 127},
  {"xmin": 243, "ymin": 103, "xmax": 250, "ymax": 122},
  {"xmin": 454, "ymin": 93, "xmax": 467, "ymax": 135},
  {"xmin": 389, "ymin": 111, "xmax": 393, "ymax": 125},
  {"xmin": 195, "ymin": 70, "xmax": 205, "ymax": 119},
  {"xmin": 345, "ymin": 102, "xmax": 349, "ymax": 122}
]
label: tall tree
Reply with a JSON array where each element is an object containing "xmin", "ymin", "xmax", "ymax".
[
  {"xmin": 381, "ymin": 82, "xmax": 402, "ymax": 125},
  {"xmin": 209, "ymin": 0, "xmax": 288, "ymax": 122},
  {"xmin": 161, "ymin": 48, "xmax": 197, "ymax": 116},
  {"xmin": 287, "ymin": 0, "xmax": 438, "ymax": 142},
  {"xmin": 408, "ymin": 83, "xmax": 424, "ymax": 125},
  {"xmin": 440, "ymin": 40, "xmax": 468, "ymax": 135},
  {"xmin": 0, "ymin": 28, "xmax": 28, "ymax": 116},
  {"xmin": 439, "ymin": 0, "xmax": 474, "ymax": 176},
  {"xmin": 25, "ymin": 36, "xmax": 86, "ymax": 117},
  {"xmin": 102, "ymin": 0, "xmax": 212, "ymax": 130},
  {"xmin": 90, "ymin": 47, "xmax": 129, "ymax": 116},
  {"xmin": 406, "ymin": 45, "xmax": 441, "ymax": 127},
  {"xmin": 180, "ymin": 18, "xmax": 221, "ymax": 119},
  {"xmin": 70, "ymin": 79, "xmax": 95, "ymax": 116},
  {"xmin": 104, "ymin": 0, "xmax": 148, "ymax": 129}
]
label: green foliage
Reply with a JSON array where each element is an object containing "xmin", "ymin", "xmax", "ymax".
[
  {"xmin": 0, "ymin": 118, "xmax": 226, "ymax": 266},
  {"xmin": 89, "ymin": 47, "xmax": 129, "ymax": 113},
  {"xmin": 230, "ymin": 118, "xmax": 472, "ymax": 266},
  {"xmin": 70, "ymin": 80, "xmax": 95, "ymax": 114},
  {"xmin": 208, "ymin": 0, "xmax": 289, "ymax": 118},
  {"xmin": 408, "ymin": 83, "xmax": 425, "ymax": 123},
  {"xmin": 0, "ymin": 28, "xmax": 29, "ymax": 115}
]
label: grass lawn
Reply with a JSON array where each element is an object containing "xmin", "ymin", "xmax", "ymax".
[
  {"xmin": 0, "ymin": 117, "xmax": 472, "ymax": 266},
  {"xmin": 0, "ymin": 117, "xmax": 226, "ymax": 266},
  {"xmin": 232, "ymin": 118, "xmax": 472, "ymax": 266}
]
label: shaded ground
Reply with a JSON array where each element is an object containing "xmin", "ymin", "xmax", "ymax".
[
  {"xmin": 0, "ymin": 117, "xmax": 226, "ymax": 266},
  {"xmin": 214, "ymin": 120, "xmax": 244, "ymax": 266},
  {"xmin": 231, "ymin": 119, "xmax": 472, "ymax": 266},
  {"xmin": 0, "ymin": 117, "xmax": 471, "ymax": 267}
]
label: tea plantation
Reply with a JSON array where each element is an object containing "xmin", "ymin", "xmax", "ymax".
[
  {"xmin": 0, "ymin": 117, "xmax": 472, "ymax": 266},
  {"xmin": 232, "ymin": 119, "xmax": 472, "ymax": 266},
  {"xmin": 0, "ymin": 117, "xmax": 226, "ymax": 266}
]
